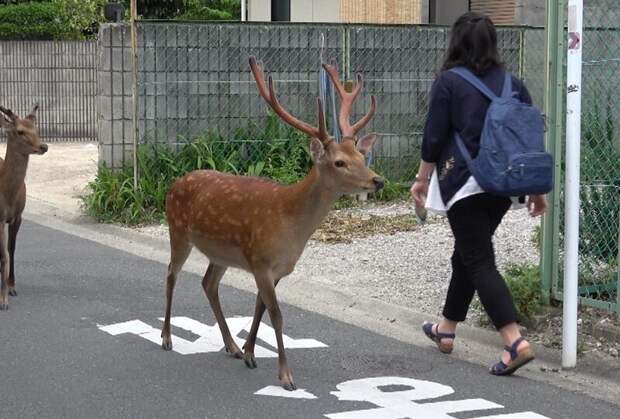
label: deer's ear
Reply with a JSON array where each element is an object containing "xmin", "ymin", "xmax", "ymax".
[
  {"xmin": 309, "ymin": 137, "xmax": 325, "ymax": 162},
  {"xmin": 356, "ymin": 133, "xmax": 377, "ymax": 155},
  {"xmin": 26, "ymin": 103, "xmax": 39, "ymax": 122}
]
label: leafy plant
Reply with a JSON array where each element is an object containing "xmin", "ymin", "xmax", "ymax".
[
  {"xmin": 503, "ymin": 263, "xmax": 544, "ymax": 320},
  {"xmin": 84, "ymin": 112, "xmax": 414, "ymax": 225},
  {"xmin": 176, "ymin": 0, "xmax": 240, "ymax": 20},
  {"xmin": 55, "ymin": 0, "xmax": 107, "ymax": 38},
  {"xmin": 473, "ymin": 263, "xmax": 544, "ymax": 324},
  {"xmin": 0, "ymin": 1, "xmax": 70, "ymax": 40}
]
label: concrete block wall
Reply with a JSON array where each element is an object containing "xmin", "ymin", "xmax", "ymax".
[{"xmin": 97, "ymin": 22, "xmax": 531, "ymax": 171}]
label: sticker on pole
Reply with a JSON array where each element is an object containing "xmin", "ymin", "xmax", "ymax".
[
  {"xmin": 568, "ymin": 4, "xmax": 581, "ymax": 50},
  {"xmin": 568, "ymin": 32, "xmax": 581, "ymax": 50}
]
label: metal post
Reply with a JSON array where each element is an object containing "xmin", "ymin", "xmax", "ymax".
[
  {"xmin": 241, "ymin": 0, "xmax": 246, "ymax": 21},
  {"xmin": 562, "ymin": 0, "xmax": 583, "ymax": 369},
  {"xmin": 541, "ymin": 0, "xmax": 567, "ymax": 304},
  {"xmin": 130, "ymin": 0, "xmax": 139, "ymax": 189}
]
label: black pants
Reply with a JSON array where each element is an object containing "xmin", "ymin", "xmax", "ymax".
[{"xmin": 443, "ymin": 193, "xmax": 518, "ymax": 330}]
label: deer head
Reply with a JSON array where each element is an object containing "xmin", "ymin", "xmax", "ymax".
[
  {"xmin": 249, "ymin": 57, "xmax": 384, "ymax": 195},
  {"xmin": 0, "ymin": 104, "xmax": 48, "ymax": 156}
]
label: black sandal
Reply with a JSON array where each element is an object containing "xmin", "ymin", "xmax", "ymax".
[
  {"xmin": 422, "ymin": 322, "xmax": 455, "ymax": 354},
  {"xmin": 490, "ymin": 337, "xmax": 535, "ymax": 376}
]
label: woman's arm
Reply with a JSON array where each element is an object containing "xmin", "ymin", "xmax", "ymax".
[
  {"xmin": 421, "ymin": 74, "xmax": 452, "ymax": 164},
  {"xmin": 411, "ymin": 160, "xmax": 435, "ymax": 208}
]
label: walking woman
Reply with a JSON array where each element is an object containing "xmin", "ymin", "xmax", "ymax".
[{"xmin": 411, "ymin": 12, "xmax": 548, "ymax": 375}]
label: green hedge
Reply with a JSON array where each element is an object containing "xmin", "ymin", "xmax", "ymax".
[{"xmin": 0, "ymin": 2, "xmax": 72, "ymax": 40}]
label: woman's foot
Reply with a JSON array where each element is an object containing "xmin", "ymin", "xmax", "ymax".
[
  {"xmin": 422, "ymin": 322, "xmax": 455, "ymax": 354},
  {"xmin": 490, "ymin": 337, "xmax": 535, "ymax": 376}
]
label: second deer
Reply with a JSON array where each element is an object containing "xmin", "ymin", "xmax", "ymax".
[
  {"xmin": 0, "ymin": 105, "xmax": 48, "ymax": 310},
  {"xmin": 162, "ymin": 57, "xmax": 383, "ymax": 390}
]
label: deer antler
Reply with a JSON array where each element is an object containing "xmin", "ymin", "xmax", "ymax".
[
  {"xmin": 249, "ymin": 56, "xmax": 329, "ymax": 144},
  {"xmin": 322, "ymin": 63, "xmax": 376, "ymax": 138},
  {"xmin": 0, "ymin": 106, "xmax": 17, "ymax": 121}
]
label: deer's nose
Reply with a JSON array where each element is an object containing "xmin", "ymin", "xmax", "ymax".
[
  {"xmin": 373, "ymin": 177, "xmax": 385, "ymax": 191},
  {"xmin": 39, "ymin": 144, "xmax": 48, "ymax": 154}
]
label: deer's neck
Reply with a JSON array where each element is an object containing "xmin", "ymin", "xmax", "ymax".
[
  {"xmin": 1, "ymin": 139, "xmax": 29, "ymax": 199},
  {"xmin": 285, "ymin": 166, "xmax": 339, "ymax": 240}
]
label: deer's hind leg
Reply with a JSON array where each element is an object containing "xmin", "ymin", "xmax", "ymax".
[
  {"xmin": 202, "ymin": 263, "xmax": 243, "ymax": 358},
  {"xmin": 8, "ymin": 216, "xmax": 21, "ymax": 296},
  {"xmin": 0, "ymin": 224, "xmax": 9, "ymax": 310},
  {"xmin": 161, "ymin": 231, "xmax": 192, "ymax": 351}
]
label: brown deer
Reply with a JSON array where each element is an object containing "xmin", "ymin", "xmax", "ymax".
[
  {"xmin": 161, "ymin": 57, "xmax": 382, "ymax": 390},
  {"xmin": 0, "ymin": 105, "xmax": 48, "ymax": 310}
]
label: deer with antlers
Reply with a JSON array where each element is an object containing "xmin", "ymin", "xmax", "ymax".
[
  {"xmin": 161, "ymin": 57, "xmax": 382, "ymax": 390},
  {"xmin": 0, "ymin": 105, "xmax": 48, "ymax": 310}
]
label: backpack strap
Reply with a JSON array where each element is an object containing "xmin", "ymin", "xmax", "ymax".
[
  {"xmin": 448, "ymin": 67, "xmax": 498, "ymax": 101},
  {"xmin": 501, "ymin": 72, "xmax": 513, "ymax": 99},
  {"xmin": 454, "ymin": 132, "xmax": 474, "ymax": 169}
]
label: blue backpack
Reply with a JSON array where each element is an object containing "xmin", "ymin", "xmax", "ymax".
[{"xmin": 449, "ymin": 67, "xmax": 553, "ymax": 196}]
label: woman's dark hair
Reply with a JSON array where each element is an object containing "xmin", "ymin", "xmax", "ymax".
[{"xmin": 441, "ymin": 12, "xmax": 503, "ymax": 74}]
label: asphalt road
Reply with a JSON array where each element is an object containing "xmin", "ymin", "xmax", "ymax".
[{"xmin": 1, "ymin": 221, "xmax": 618, "ymax": 419}]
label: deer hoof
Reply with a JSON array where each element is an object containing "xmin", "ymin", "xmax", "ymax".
[
  {"xmin": 8, "ymin": 287, "xmax": 17, "ymax": 297},
  {"xmin": 225, "ymin": 345, "xmax": 243, "ymax": 359},
  {"xmin": 244, "ymin": 354, "xmax": 257, "ymax": 369},
  {"xmin": 161, "ymin": 338, "xmax": 173, "ymax": 351},
  {"xmin": 282, "ymin": 382, "xmax": 297, "ymax": 392},
  {"xmin": 0, "ymin": 303, "xmax": 8, "ymax": 311}
]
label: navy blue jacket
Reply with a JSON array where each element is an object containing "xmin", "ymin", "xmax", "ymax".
[{"xmin": 421, "ymin": 66, "xmax": 533, "ymax": 204}]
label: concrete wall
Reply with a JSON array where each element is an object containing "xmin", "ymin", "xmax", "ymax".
[
  {"xmin": 248, "ymin": 0, "xmax": 270, "ymax": 21},
  {"xmin": 514, "ymin": 0, "xmax": 545, "ymax": 26},
  {"xmin": 430, "ymin": 0, "xmax": 469, "ymax": 25},
  {"xmin": 0, "ymin": 41, "xmax": 97, "ymax": 142},
  {"xmin": 291, "ymin": 0, "xmax": 340, "ymax": 23}
]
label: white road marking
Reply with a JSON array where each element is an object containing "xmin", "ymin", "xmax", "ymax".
[
  {"xmin": 254, "ymin": 386, "xmax": 318, "ymax": 399},
  {"xmin": 324, "ymin": 377, "xmax": 551, "ymax": 419},
  {"xmin": 98, "ymin": 316, "xmax": 328, "ymax": 357}
]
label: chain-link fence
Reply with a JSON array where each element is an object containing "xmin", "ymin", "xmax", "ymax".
[
  {"xmin": 551, "ymin": 2, "xmax": 620, "ymax": 314},
  {"xmin": 98, "ymin": 22, "xmax": 545, "ymax": 185}
]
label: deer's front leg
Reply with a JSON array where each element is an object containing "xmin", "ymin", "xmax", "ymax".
[
  {"xmin": 244, "ymin": 278, "xmax": 281, "ymax": 369},
  {"xmin": 8, "ymin": 217, "xmax": 21, "ymax": 297},
  {"xmin": 0, "ymin": 225, "xmax": 9, "ymax": 310},
  {"xmin": 256, "ymin": 274, "xmax": 295, "ymax": 391}
]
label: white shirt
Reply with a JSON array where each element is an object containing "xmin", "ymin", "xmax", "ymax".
[{"xmin": 425, "ymin": 170, "xmax": 526, "ymax": 216}]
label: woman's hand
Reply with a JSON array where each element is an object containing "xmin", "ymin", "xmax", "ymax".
[
  {"xmin": 411, "ymin": 179, "xmax": 429, "ymax": 208},
  {"xmin": 527, "ymin": 194, "xmax": 548, "ymax": 217},
  {"xmin": 411, "ymin": 162, "xmax": 435, "ymax": 208}
]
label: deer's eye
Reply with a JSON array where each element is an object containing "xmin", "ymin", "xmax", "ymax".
[{"xmin": 334, "ymin": 160, "xmax": 346, "ymax": 168}]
